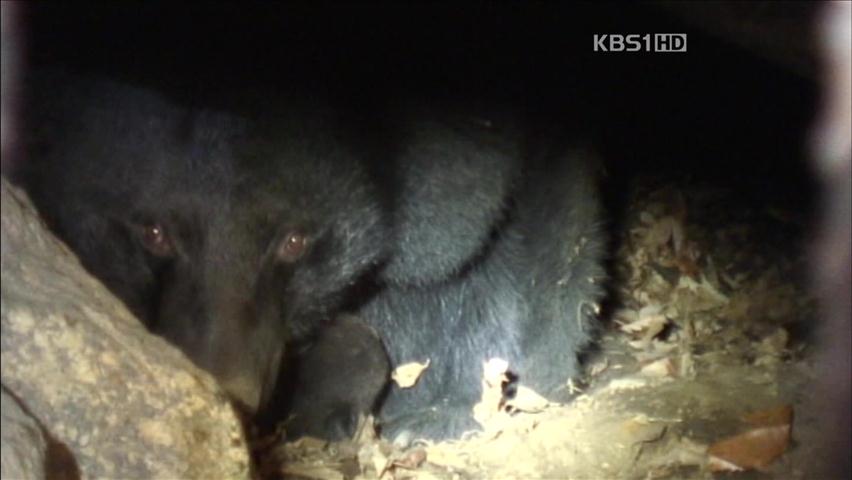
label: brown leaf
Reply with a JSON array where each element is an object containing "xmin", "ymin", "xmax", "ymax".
[
  {"xmin": 743, "ymin": 404, "xmax": 793, "ymax": 428},
  {"xmin": 707, "ymin": 405, "xmax": 793, "ymax": 472}
]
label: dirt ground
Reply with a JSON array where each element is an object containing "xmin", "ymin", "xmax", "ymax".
[{"xmin": 254, "ymin": 175, "xmax": 825, "ymax": 480}]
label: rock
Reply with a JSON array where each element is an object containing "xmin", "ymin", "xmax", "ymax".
[
  {"xmin": 1, "ymin": 390, "xmax": 48, "ymax": 480},
  {"xmin": 0, "ymin": 178, "xmax": 251, "ymax": 479}
]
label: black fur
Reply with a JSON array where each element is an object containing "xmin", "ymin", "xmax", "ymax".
[
  {"xmin": 21, "ymin": 71, "xmax": 389, "ymax": 423},
  {"xmin": 362, "ymin": 110, "xmax": 606, "ymax": 439},
  {"xmin": 22, "ymin": 71, "xmax": 606, "ymax": 441}
]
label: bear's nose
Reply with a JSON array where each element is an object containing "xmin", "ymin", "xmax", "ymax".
[
  {"xmin": 220, "ymin": 374, "xmax": 262, "ymax": 413},
  {"xmin": 219, "ymin": 343, "xmax": 284, "ymax": 414}
]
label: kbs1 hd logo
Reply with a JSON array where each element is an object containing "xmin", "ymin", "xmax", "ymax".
[{"xmin": 593, "ymin": 34, "xmax": 687, "ymax": 53}]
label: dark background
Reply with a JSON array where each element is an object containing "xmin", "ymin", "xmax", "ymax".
[{"xmin": 22, "ymin": 1, "xmax": 820, "ymax": 213}]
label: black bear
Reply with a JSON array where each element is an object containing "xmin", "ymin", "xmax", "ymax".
[
  {"xmin": 20, "ymin": 71, "xmax": 391, "ymax": 439},
  {"xmin": 217, "ymin": 95, "xmax": 607, "ymax": 441},
  {"xmin": 355, "ymin": 103, "xmax": 606, "ymax": 441},
  {"xmin": 21, "ymin": 71, "xmax": 606, "ymax": 442}
]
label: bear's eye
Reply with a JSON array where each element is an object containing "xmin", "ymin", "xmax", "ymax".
[
  {"xmin": 276, "ymin": 231, "xmax": 308, "ymax": 263},
  {"xmin": 141, "ymin": 223, "xmax": 175, "ymax": 257}
]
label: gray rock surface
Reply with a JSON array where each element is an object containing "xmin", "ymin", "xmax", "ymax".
[{"xmin": 1, "ymin": 178, "xmax": 251, "ymax": 479}]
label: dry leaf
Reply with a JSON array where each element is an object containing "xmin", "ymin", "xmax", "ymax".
[
  {"xmin": 674, "ymin": 275, "xmax": 729, "ymax": 312},
  {"xmin": 482, "ymin": 357, "xmax": 510, "ymax": 385},
  {"xmin": 392, "ymin": 359, "xmax": 431, "ymax": 388},
  {"xmin": 391, "ymin": 448, "xmax": 427, "ymax": 470},
  {"xmin": 505, "ymin": 385, "xmax": 553, "ymax": 413},
  {"xmin": 604, "ymin": 377, "xmax": 651, "ymax": 392},
  {"xmin": 743, "ymin": 405, "xmax": 793, "ymax": 428},
  {"xmin": 640, "ymin": 357, "xmax": 676, "ymax": 378},
  {"xmin": 473, "ymin": 358, "xmax": 509, "ymax": 427},
  {"xmin": 674, "ymin": 248, "xmax": 701, "ymax": 278},
  {"xmin": 618, "ymin": 304, "xmax": 668, "ymax": 336},
  {"xmin": 707, "ymin": 405, "xmax": 793, "ymax": 472},
  {"xmin": 352, "ymin": 414, "xmax": 378, "ymax": 444},
  {"xmin": 371, "ymin": 448, "xmax": 390, "ymax": 479},
  {"xmin": 644, "ymin": 215, "xmax": 684, "ymax": 254},
  {"xmin": 588, "ymin": 359, "xmax": 609, "ymax": 377}
]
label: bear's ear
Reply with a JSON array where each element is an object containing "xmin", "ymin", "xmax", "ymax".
[{"xmin": 380, "ymin": 112, "xmax": 522, "ymax": 287}]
